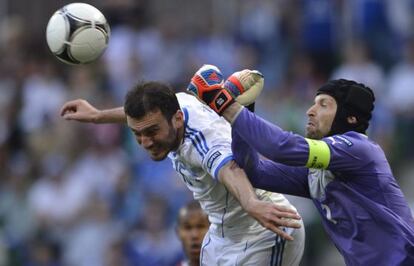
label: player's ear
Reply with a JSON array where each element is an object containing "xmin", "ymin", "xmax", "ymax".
[
  {"xmin": 172, "ymin": 110, "xmax": 184, "ymax": 128},
  {"xmin": 347, "ymin": 116, "xmax": 357, "ymax": 125}
]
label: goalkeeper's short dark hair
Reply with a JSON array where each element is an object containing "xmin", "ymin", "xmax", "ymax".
[
  {"xmin": 124, "ymin": 81, "xmax": 180, "ymax": 122},
  {"xmin": 316, "ymin": 79, "xmax": 375, "ymax": 135}
]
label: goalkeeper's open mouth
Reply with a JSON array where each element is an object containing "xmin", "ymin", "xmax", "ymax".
[{"xmin": 306, "ymin": 121, "xmax": 316, "ymax": 130}]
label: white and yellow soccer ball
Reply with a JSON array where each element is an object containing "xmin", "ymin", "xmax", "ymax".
[{"xmin": 46, "ymin": 3, "xmax": 110, "ymax": 65}]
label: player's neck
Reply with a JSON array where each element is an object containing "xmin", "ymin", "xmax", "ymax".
[
  {"xmin": 179, "ymin": 125, "xmax": 185, "ymax": 143},
  {"xmin": 189, "ymin": 259, "xmax": 199, "ymax": 266},
  {"xmin": 172, "ymin": 125, "xmax": 185, "ymax": 151}
]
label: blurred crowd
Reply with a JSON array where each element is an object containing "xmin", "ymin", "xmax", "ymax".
[{"xmin": 1, "ymin": 0, "xmax": 414, "ymax": 265}]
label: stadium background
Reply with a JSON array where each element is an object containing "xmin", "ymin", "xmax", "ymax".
[{"xmin": 1, "ymin": 0, "xmax": 414, "ymax": 265}]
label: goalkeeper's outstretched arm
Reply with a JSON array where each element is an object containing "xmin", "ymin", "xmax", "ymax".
[
  {"xmin": 231, "ymin": 130, "xmax": 310, "ymax": 197},
  {"xmin": 221, "ymin": 101, "xmax": 246, "ymax": 125}
]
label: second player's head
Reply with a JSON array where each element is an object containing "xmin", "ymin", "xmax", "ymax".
[
  {"xmin": 124, "ymin": 81, "xmax": 184, "ymax": 161},
  {"xmin": 306, "ymin": 79, "xmax": 375, "ymax": 139},
  {"xmin": 176, "ymin": 201, "xmax": 209, "ymax": 266}
]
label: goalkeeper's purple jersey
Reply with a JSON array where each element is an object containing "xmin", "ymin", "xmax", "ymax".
[{"xmin": 232, "ymin": 108, "xmax": 414, "ymax": 266}]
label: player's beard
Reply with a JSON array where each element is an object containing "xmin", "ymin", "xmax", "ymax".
[
  {"xmin": 305, "ymin": 128, "xmax": 323, "ymax": 139},
  {"xmin": 306, "ymin": 121, "xmax": 327, "ymax": 140},
  {"xmin": 306, "ymin": 123, "xmax": 319, "ymax": 139},
  {"xmin": 150, "ymin": 125, "xmax": 182, "ymax": 161}
]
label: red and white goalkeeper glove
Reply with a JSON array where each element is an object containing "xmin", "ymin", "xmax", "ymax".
[
  {"xmin": 187, "ymin": 64, "xmax": 224, "ymax": 104},
  {"xmin": 187, "ymin": 65, "xmax": 264, "ymax": 114}
]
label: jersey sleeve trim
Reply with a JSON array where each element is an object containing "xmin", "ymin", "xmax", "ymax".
[
  {"xmin": 305, "ymin": 138, "xmax": 330, "ymax": 169},
  {"xmin": 183, "ymin": 107, "xmax": 210, "ymax": 159},
  {"xmin": 183, "ymin": 107, "xmax": 189, "ymax": 129},
  {"xmin": 213, "ymin": 155, "xmax": 234, "ymax": 180}
]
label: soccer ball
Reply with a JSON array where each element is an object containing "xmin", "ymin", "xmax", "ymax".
[{"xmin": 46, "ymin": 3, "xmax": 110, "ymax": 65}]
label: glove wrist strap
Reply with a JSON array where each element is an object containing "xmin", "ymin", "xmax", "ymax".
[
  {"xmin": 209, "ymin": 89, "xmax": 235, "ymax": 114},
  {"xmin": 223, "ymin": 76, "xmax": 244, "ymax": 97}
]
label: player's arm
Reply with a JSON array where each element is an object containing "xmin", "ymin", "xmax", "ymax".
[
  {"xmin": 218, "ymin": 160, "xmax": 302, "ymax": 241},
  {"xmin": 232, "ymin": 130, "xmax": 311, "ymax": 197},
  {"xmin": 229, "ymin": 105, "xmax": 371, "ymax": 174},
  {"xmin": 60, "ymin": 99, "xmax": 126, "ymax": 124},
  {"xmin": 232, "ymin": 107, "xmax": 324, "ymax": 167},
  {"xmin": 187, "ymin": 66, "xmax": 326, "ymax": 168}
]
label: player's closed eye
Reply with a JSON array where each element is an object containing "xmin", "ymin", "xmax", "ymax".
[
  {"xmin": 144, "ymin": 128, "xmax": 158, "ymax": 137},
  {"xmin": 319, "ymin": 100, "xmax": 329, "ymax": 107},
  {"xmin": 132, "ymin": 130, "xmax": 142, "ymax": 137},
  {"xmin": 132, "ymin": 127, "xmax": 158, "ymax": 137}
]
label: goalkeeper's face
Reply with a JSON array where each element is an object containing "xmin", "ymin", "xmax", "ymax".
[
  {"xmin": 305, "ymin": 94, "xmax": 337, "ymax": 139},
  {"xmin": 127, "ymin": 109, "xmax": 184, "ymax": 161}
]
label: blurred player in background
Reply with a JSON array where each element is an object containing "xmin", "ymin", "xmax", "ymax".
[
  {"xmin": 60, "ymin": 66, "xmax": 305, "ymax": 265},
  {"xmin": 175, "ymin": 200, "xmax": 209, "ymax": 266},
  {"xmin": 190, "ymin": 68, "xmax": 414, "ymax": 265}
]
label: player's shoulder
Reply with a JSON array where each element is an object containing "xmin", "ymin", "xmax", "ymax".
[
  {"xmin": 324, "ymin": 131, "xmax": 370, "ymax": 146},
  {"xmin": 324, "ymin": 131, "xmax": 380, "ymax": 159},
  {"xmin": 176, "ymin": 93, "xmax": 231, "ymax": 145},
  {"xmin": 176, "ymin": 92, "xmax": 203, "ymax": 108},
  {"xmin": 177, "ymin": 92, "xmax": 222, "ymax": 123}
]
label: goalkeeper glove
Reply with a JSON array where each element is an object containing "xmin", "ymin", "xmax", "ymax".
[
  {"xmin": 187, "ymin": 64, "xmax": 224, "ymax": 104},
  {"xmin": 188, "ymin": 66, "xmax": 264, "ymax": 114},
  {"xmin": 225, "ymin": 69, "xmax": 263, "ymax": 111}
]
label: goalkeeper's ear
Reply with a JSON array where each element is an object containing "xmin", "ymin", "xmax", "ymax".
[{"xmin": 235, "ymin": 70, "xmax": 264, "ymax": 106}]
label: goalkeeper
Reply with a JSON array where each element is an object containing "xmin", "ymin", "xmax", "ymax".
[{"xmin": 188, "ymin": 67, "xmax": 414, "ymax": 265}]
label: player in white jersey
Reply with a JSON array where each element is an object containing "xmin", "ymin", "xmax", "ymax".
[{"xmin": 60, "ymin": 68, "xmax": 305, "ymax": 265}]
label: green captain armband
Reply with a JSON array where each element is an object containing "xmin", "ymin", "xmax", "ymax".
[{"xmin": 304, "ymin": 138, "xmax": 331, "ymax": 169}]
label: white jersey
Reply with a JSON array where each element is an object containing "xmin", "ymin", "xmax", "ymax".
[{"xmin": 168, "ymin": 93, "xmax": 296, "ymax": 236}]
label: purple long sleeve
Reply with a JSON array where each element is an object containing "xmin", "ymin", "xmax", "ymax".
[
  {"xmin": 232, "ymin": 129, "xmax": 310, "ymax": 198},
  {"xmin": 233, "ymin": 109, "xmax": 310, "ymax": 166}
]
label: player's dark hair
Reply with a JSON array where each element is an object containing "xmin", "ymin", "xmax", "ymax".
[
  {"xmin": 124, "ymin": 81, "xmax": 180, "ymax": 121},
  {"xmin": 177, "ymin": 200, "xmax": 205, "ymax": 225},
  {"xmin": 317, "ymin": 79, "xmax": 375, "ymax": 135}
]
